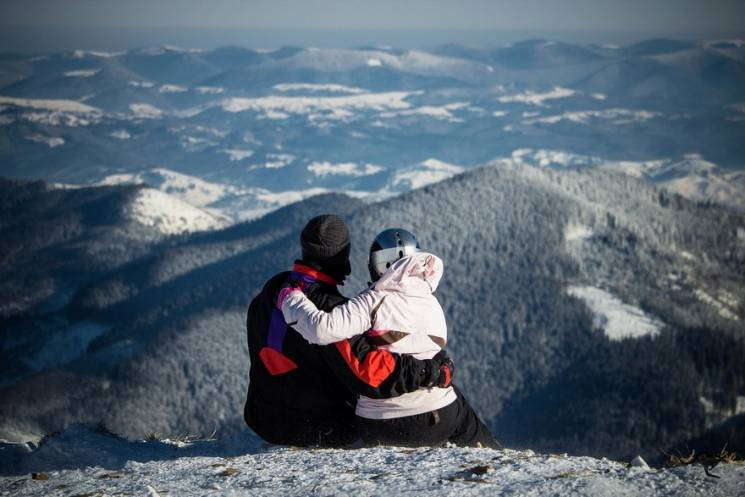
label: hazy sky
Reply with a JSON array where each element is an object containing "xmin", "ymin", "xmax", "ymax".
[
  {"xmin": 2, "ymin": 0, "xmax": 744, "ymax": 52},
  {"xmin": 3, "ymin": 0, "xmax": 744, "ymax": 31}
]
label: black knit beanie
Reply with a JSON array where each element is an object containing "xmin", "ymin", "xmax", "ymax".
[{"xmin": 300, "ymin": 214, "xmax": 352, "ymax": 282}]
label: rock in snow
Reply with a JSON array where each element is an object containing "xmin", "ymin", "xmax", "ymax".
[{"xmin": 1, "ymin": 426, "xmax": 743, "ymax": 496}]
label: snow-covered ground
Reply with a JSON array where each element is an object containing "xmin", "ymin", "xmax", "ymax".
[{"xmin": 1, "ymin": 426, "xmax": 742, "ymax": 496}]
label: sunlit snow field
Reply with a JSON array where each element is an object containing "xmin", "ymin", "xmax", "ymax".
[{"xmin": 1, "ymin": 427, "xmax": 744, "ymax": 496}]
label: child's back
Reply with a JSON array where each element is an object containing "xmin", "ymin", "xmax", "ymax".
[{"xmin": 354, "ymin": 252, "xmax": 456, "ymax": 419}]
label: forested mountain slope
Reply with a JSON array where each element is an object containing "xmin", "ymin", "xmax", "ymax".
[
  {"xmin": 342, "ymin": 164, "xmax": 745, "ymax": 459},
  {"xmin": 0, "ymin": 178, "xmax": 204, "ymax": 321},
  {"xmin": 1, "ymin": 164, "xmax": 743, "ymax": 462}
]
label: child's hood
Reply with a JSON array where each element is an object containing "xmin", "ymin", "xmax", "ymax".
[{"xmin": 373, "ymin": 251, "xmax": 443, "ymax": 294}]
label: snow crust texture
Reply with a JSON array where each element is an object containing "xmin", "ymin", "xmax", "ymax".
[{"xmin": 1, "ymin": 427, "xmax": 743, "ymax": 497}]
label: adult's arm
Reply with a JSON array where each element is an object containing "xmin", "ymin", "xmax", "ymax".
[{"xmin": 317, "ymin": 335, "xmax": 451, "ymax": 399}]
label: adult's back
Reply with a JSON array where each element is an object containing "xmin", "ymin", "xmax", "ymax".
[{"xmin": 245, "ymin": 267, "xmax": 356, "ymax": 446}]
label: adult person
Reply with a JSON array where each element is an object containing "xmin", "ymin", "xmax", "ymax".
[
  {"xmin": 244, "ymin": 215, "xmax": 453, "ymax": 447},
  {"xmin": 278, "ymin": 228, "xmax": 499, "ymax": 448}
]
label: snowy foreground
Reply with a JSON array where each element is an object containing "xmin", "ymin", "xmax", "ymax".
[{"xmin": 1, "ymin": 427, "xmax": 744, "ymax": 496}]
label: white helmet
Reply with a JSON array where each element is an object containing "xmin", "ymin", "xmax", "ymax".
[{"xmin": 368, "ymin": 228, "xmax": 420, "ymax": 282}]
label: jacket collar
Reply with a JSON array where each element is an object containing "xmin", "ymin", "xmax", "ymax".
[{"xmin": 292, "ymin": 262, "xmax": 338, "ymax": 286}]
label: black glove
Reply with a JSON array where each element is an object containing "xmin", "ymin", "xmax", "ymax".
[{"xmin": 425, "ymin": 350, "xmax": 454, "ymax": 388}]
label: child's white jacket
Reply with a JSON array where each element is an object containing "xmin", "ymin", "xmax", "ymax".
[{"xmin": 281, "ymin": 251, "xmax": 457, "ymax": 419}]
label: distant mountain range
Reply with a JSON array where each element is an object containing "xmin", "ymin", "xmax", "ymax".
[
  {"xmin": 1, "ymin": 162, "xmax": 743, "ymax": 463},
  {"xmin": 1, "ymin": 38, "xmax": 744, "ymax": 220}
]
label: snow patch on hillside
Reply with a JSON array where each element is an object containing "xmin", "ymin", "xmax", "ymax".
[
  {"xmin": 127, "ymin": 188, "xmax": 227, "ymax": 234},
  {"xmin": 262, "ymin": 153, "xmax": 295, "ymax": 169},
  {"xmin": 273, "ymin": 83, "xmax": 367, "ymax": 94},
  {"xmin": 159, "ymin": 84, "xmax": 187, "ymax": 94},
  {"xmin": 694, "ymin": 289, "xmax": 740, "ymax": 321},
  {"xmin": 382, "ymin": 104, "xmax": 464, "ymax": 122},
  {"xmin": 219, "ymin": 92, "xmax": 413, "ymax": 121},
  {"xmin": 525, "ymin": 108, "xmax": 660, "ymax": 125},
  {"xmin": 0, "ymin": 96, "xmax": 100, "ymax": 114},
  {"xmin": 308, "ymin": 161, "xmax": 384, "ymax": 177},
  {"xmin": 507, "ymin": 148, "xmax": 603, "ymax": 169},
  {"xmin": 565, "ymin": 223, "xmax": 593, "ymax": 242},
  {"xmin": 63, "ymin": 69, "xmax": 100, "ymax": 78},
  {"xmin": 221, "ymin": 149, "xmax": 254, "ymax": 161},
  {"xmin": 568, "ymin": 286, "xmax": 663, "ymax": 340},
  {"xmin": 129, "ymin": 103, "xmax": 164, "ymax": 119},
  {"xmin": 2, "ymin": 426, "xmax": 743, "ymax": 497},
  {"xmin": 16, "ymin": 110, "xmax": 96, "ymax": 127},
  {"xmin": 110, "ymin": 130, "xmax": 131, "ymax": 140},
  {"xmin": 25, "ymin": 134, "xmax": 65, "ymax": 148},
  {"xmin": 99, "ymin": 169, "xmax": 231, "ymax": 208},
  {"xmin": 195, "ymin": 86, "xmax": 224, "ymax": 95},
  {"xmin": 498, "ymin": 87, "xmax": 575, "ymax": 106},
  {"xmin": 72, "ymin": 50, "xmax": 121, "ymax": 58},
  {"xmin": 128, "ymin": 80, "xmax": 155, "ymax": 89},
  {"xmin": 95, "ymin": 168, "xmax": 363, "ymax": 223},
  {"xmin": 390, "ymin": 159, "xmax": 464, "ymax": 190},
  {"xmin": 421, "ymin": 158, "xmax": 464, "ymax": 173}
]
